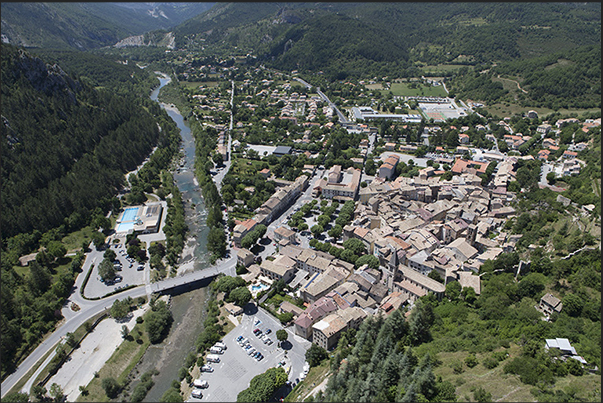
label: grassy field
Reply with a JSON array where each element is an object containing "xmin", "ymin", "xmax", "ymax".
[
  {"xmin": 482, "ymin": 103, "xmax": 601, "ymax": 119},
  {"xmin": 380, "ymin": 82, "xmax": 448, "ymax": 97},
  {"xmin": 420, "ymin": 64, "xmax": 472, "ymax": 74},
  {"xmin": 433, "ymin": 344, "xmax": 601, "ymax": 402},
  {"xmin": 491, "ymin": 76, "xmax": 525, "ymax": 93},
  {"xmin": 229, "ymin": 157, "xmax": 265, "ymax": 177},
  {"xmin": 181, "ymin": 81, "xmax": 219, "ymax": 89},
  {"xmin": 61, "ymin": 225, "xmax": 97, "ymax": 254},
  {"xmin": 77, "ymin": 319, "xmax": 151, "ymax": 402}
]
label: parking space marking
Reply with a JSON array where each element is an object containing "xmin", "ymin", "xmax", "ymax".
[
  {"xmin": 224, "ymin": 358, "xmax": 247, "ymax": 382},
  {"xmin": 209, "ymin": 385, "xmax": 231, "ymax": 402}
]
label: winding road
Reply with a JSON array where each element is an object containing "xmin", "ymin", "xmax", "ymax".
[
  {"xmin": 496, "ymin": 74, "xmax": 528, "ymax": 94},
  {"xmin": 1, "ymin": 251, "xmax": 236, "ymax": 397}
]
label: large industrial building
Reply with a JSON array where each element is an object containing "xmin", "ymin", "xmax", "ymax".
[{"xmin": 351, "ymin": 107, "xmax": 422, "ymax": 123}]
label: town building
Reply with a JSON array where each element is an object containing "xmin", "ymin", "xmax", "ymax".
[
  {"xmin": 311, "ymin": 307, "xmax": 367, "ymax": 350},
  {"xmin": 237, "ymin": 248, "xmax": 255, "ymax": 267}
]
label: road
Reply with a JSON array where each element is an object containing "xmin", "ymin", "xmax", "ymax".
[
  {"xmin": 214, "ymin": 80, "xmax": 234, "ymax": 193},
  {"xmin": 1, "ymin": 247, "xmax": 237, "ymax": 398},
  {"xmin": 540, "ymin": 162, "xmax": 553, "ymax": 186},
  {"xmin": 293, "ymin": 78, "xmax": 349, "ymax": 124}
]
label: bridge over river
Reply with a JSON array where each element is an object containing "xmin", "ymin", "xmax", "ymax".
[{"xmin": 1, "ymin": 256, "xmax": 236, "ymax": 398}]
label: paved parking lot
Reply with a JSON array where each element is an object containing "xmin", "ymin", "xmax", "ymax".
[
  {"xmin": 84, "ymin": 242, "xmax": 146, "ymax": 299},
  {"xmin": 188, "ymin": 304, "xmax": 311, "ymax": 402}
]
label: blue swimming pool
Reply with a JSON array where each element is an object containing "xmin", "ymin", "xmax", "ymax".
[
  {"xmin": 121, "ymin": 207, "xmax": 139, "ymax": 222},
  {"xmin": 251, "ymin": 283, "xmax": 269, "ymax": 292},
  {"xmin": 116, "ymin": 222, "xmax": 135, "ymax": 232}
]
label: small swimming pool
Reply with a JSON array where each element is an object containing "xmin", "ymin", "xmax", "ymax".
[
  {"xmin": 120, "ymin": 207, "xmax": 139, "ymax": 222},
  {"xmin": 251, "ymin": 283, "xmax": 269, "ymax": 292}
]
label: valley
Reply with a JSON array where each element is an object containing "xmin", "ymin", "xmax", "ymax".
[{"xmin": 1, "ymin": 3, "xmax": 600, "ymax": 403}]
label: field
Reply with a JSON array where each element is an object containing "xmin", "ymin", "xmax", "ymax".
[
  {"xmin": 181, "ymin": 81, "xmax": 219, "ymax": 89},
  {"xmin": 380, "ymin": 82, "xmax": 448, "ymax": 97},
  {"xmin": 433, "ymin": 344, "xmax": 601, "ymax": 402},
  {"xmin": 482, "ymin": 103, "xmax": 601, "ymax": 119},
  {"xmin": 491, "ymin": 76, "xmax": 526, "ymax": 93},
  {"xmin": 77, "ymin": 321, "xmax": 150, "ymax": 402},
  {"xmin": 419, "ymin": 64, "xmax": 472, "ymax": 74}
]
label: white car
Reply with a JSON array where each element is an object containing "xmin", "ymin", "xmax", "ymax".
[{"xmin": 191, "ymin": 389, "xmax": 203, "ymax": 399}]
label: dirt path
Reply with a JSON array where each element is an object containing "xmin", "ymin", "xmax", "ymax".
[
  {"xmin": 305, "ymin": 374, "xmax": 330, "ymax": 399},
  {"xmin": 496, "ymin": 386, "xmax": 522, "ymax": 402},
  {"xmin": 497, "ymin": 75, "xmax": 528, "ymax": 94}
]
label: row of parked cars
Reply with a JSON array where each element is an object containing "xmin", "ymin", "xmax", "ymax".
[
  {"xmin": 237, "ymin": 335, "xmax": 265, "ymax": 361},
  {"xmin": 253, "ymin": 327, "xmax": 274, "ymax": 346},
  {"xmin": 114, "ymin": 244, "xmax": 145, "ymax": 271}
]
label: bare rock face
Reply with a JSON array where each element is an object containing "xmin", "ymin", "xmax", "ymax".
[
  {"xmin": 114, "ymin": 32, "xmax": 175, "ymax": 49},
  {"xmin": 114, "ymin": 35, "xmax": 146, "ymax": 48},
  {"xmin": 14, "ymin": 49, "xmax": 81, "ymax": 102}
]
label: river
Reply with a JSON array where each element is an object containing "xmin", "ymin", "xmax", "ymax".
[{"xmin": 128, "ymin": 73, "xmax": 212, "ymax": 402}]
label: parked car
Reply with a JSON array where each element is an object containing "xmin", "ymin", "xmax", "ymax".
[
  {"xmin": 191, "ymin": 389, "xmax": 203, "ymax": 399},
  {"xmin": 201, "ymin": 365, "xmax": 214, "ymax": 372},
  {"xmin": 193, "ymin": 379, "xmax": 209, "ymax": 389},
  {"xmin": 137, "ymin": 265, "xmax": 144, "ymax": 271},
  {"xmin": 265, "ymin": 329, "xmax": 272, "ymax": 335},
  {"xmin": 214, "ymin": 342, "xmax": 227, "ymax": 350}
]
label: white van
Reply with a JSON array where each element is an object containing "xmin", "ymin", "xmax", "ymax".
[
  {"xmin": 214, "ymin": 342, "xmax": 227, "ymax": 350},
  {"xmin": 193, "ymin": 379, "xmax": 209, "ymax": 389},
  {"xmin": 209, "ymin": 346, "xmax": 223, "ymax": 354},
  {"xmin": 206, "ymin": 354, "xmax": 221, "ymax": 363}
]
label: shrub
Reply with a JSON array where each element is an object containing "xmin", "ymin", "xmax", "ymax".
[
  {"xmin": 177, "ymin": 366, "xmax": 188, "ymax": 381},
  {"xmin": 101, "ymin": 377, "xmax": 121, "ymax": 399},
  {"xmin": 473, "ymin": 387, "xmax": 492, "ymax": 402},
  {"xmin": 451, "ymin": 360, "xmax": 464, "ymax": 374},
  {"xmin": 465, "ymin": 353, "xmax": 478, "ymax": 368},
  {"xmin": 483, "ymin": 357, "xmax": 499, "ymax": 369}
]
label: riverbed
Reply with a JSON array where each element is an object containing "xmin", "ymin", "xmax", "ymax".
[{"xmin": 126, "ymin": 73, "xmax": 214, "ymax": 402}]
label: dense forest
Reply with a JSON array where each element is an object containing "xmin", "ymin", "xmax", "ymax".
[
  {"xmin": 0, "ymin": 44, "xmax": 183, "ymax": 379},
  {"xmin": 1, "ymin": 44, "xmax": 176, "ymax": 239},
  {"xmin": 29, "ymin": 49, "xmax": 159, "ymax": 97}
]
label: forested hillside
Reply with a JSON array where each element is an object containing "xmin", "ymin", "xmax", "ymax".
[
  {"xmin": 29, "ymin": 49, "xmax": 158, "ymax": 97},
  {"xmin": 168, "ymin": 2, "xmax": 600, "ymax": 80},
  {"xmin": 448, "ymin": 45, "xmax": 601, "ymax": 109},
  {"xmin": 0, "ymin": 2, "xmax": 215, "ymax": 51},
  {"xmin": 1, "ymin": 44, "xmax": 158, "ymax": 238},
  {"xmin": 1, "ymin": 43, "xmax": 184, "ymax": 379},
  {"xmin": 323, "ymin": 304, "xmax": 457, "ymax": 402}
]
